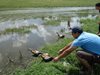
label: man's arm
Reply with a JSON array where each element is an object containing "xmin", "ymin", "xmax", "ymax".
[
  {"xmin": 53, "ymin": 46, "xmax": 77, "ymax": 62},
  {"xmin": 58, "ymin": 42, "xmax": 73, "ymax": 54}
]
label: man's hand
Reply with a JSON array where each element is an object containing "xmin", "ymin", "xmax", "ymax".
[
  {"xmin": 52, "ymin": 56, "xmax": 60, "ymax": 62},
  {"xmin": 58, "ymin": 49, "xmax": 63, "ymax": 55}
]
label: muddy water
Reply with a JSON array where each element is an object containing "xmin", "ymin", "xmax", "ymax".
[{"xmin": 0, "ymin": 7, "xmax": 98, "ymax": 74}]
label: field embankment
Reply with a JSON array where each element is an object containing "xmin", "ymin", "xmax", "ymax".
[{"xmin": 0, "ymin": 0, "xmax": 99, "ymax": 8}]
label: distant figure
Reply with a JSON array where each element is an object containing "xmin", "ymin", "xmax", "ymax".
[
  {"xmin": 41, "ymin": 16, "xmax": 45, "ymax": 20},
  {"xmin": 95, "ymin": 3, "xmax": 100, "ymax": 36},
  {"xmin": 56, "ymin": 32, "xmax": 65, "ymax": 39},
  {"xmin": 68, "ymin": 19, "xmax": 71, "ymax": 30}
]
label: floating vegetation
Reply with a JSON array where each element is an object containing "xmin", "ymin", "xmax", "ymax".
[
  {"xmin": 43, "ymin": 15, "xmax": 71, "ymax": 26},
  {"xmin": 59, "ymin": 15, "xmax": 71, "ymax": 21},
  {"xmin": 0, "ymin": 25, "xmax": 37, "ymax": 35},
  {"xmin": 44, "ymin": 20, "xmax": 61, "ymax": 26}
]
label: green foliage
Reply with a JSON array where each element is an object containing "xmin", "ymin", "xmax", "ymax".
[
  {"xmin": 0, "ymin": 0, "xmax": 99, "ymax": 8},
  {"xmin": 0, "ymin": 25, "xmax": 37, "ymax": 35},
  {"xmin": 81, "ymin": 18, "xmax": 99, "ymax": 34},
  {"xmin": 44, "ymin": 20, "xmax": 61, "ymax": 26},
  {"xmin": 11, "ymin": 38, "xmax": 80, "ymax": 75},
  {"xmin": 41, "ymin": 38, "xmax": 73, "ymax": 56}
]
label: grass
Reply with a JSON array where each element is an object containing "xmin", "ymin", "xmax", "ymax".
[
  {"xmin": 0, "ymin": 0, "xmax": 99, "ymax": 8},
  {"xmin": 10, "ymin": 17, "xmax": 100, "ymax": 75},
  {"xmin": 0, "ymin": 0, "xmax": 100, "ymax": 75},
  {"xmin": 11, "ymin": 38, "xmax": 80, "ymax": 75},
  {"xmin": 81, "ymin": 17, "xmax": 100, "ymax": 34}
]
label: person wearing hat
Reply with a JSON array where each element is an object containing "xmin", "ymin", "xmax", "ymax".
[
  {"xmin": 95, "ymin": 3, "xmax": 100, "ymax": 36},
  {"xmin": 53, "ymin": 27, "xmax": 100, "ymax": 73}
]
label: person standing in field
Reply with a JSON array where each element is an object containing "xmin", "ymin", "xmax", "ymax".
[{"xmin": 95, "ymin": 3, "xmax": 100, "ymax": 36}]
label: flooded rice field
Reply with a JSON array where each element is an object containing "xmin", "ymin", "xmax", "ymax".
[{"xmin": 0, "ymin": 7, "xmax": 98, "ymax": 75}]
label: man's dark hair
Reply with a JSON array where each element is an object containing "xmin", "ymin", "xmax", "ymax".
[
  {"xmin": 71, "ymin": 27, "xmax": 83, "ymax": 34},
  {"xmin": 95, "ymin": 3, "xmax": 100, "ymax": 7}
]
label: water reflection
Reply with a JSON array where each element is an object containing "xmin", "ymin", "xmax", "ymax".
[
  {"xmin": 70, "ymin": 17, "xmax": 81, "ymax": 28},
  {"xmin": 12, "ymin": 34, "xmax": 28, "ymax": 47},
  {"xmin": 0, "ymin": 53, "xmax": 2, "ymax": 63},
  {"xmin": 0, "ymin": 18, "xmax": 43, "ymax": 31}
]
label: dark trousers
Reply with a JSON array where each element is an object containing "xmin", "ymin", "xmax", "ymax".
[
  {"xmin": 76, "ymin": 50, "xmax": 100, "ymax": 65},
  {"xmin": 99, "ymin": 24, "xmax": 100, "ymax": 33}
]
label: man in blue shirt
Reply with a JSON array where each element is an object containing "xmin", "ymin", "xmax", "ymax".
[{"xmin": 53, "ymin": 27, "xmax": 100, "ymax": 72}]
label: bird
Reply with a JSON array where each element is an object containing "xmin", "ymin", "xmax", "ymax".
[
  {"xmin": 40, "ymin": 53, "xmax": 53, "ymax": 62},
  {"xmin": 56, "ymin": 32, "xmax": 65, "ymax": 39},
  {"xmin": 28, "ymin": 48, "xmax": 53, "ymax": 62},
  {"xmin": 28, "ymin": 48, "xmax": 42, "ymax": 57}
]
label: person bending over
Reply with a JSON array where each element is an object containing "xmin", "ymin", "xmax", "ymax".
[{"xmin": 53, "ymin": 27, "xmax": 100, "ymax": 73}]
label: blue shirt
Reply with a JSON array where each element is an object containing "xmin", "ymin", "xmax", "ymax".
[{"xmin": 71, "ymin": 32, "xmax": 100, "ymax": 55}]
